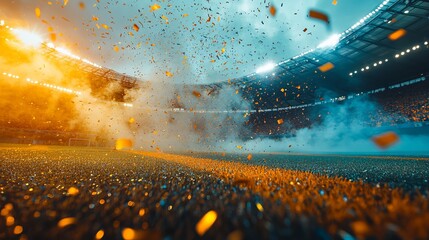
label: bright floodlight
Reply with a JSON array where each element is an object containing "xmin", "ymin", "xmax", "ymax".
[
  {"xmin": 13, "ymin": 29, "xmax": 43, "ymax": 47},
  {"xmin": 317, "ymin": 34, "xmax": 340, "ymax": 49},
  {"xmin": 256, "ymin": 62, "xmax": 276, "ymax": 74}
]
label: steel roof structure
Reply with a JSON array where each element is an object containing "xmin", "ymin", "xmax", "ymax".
[{"xmin": 203, "ymin": 0, "xmax": 429, "ymax": 108}]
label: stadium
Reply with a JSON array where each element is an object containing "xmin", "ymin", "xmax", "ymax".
[{"xmin": 1, "ymin": 0, "xmax": 429, "ymax": 239}]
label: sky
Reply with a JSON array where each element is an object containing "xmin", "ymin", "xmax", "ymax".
[{"xmin": 0, "ymin": 0, "xmax": 383, "ymax": 84}]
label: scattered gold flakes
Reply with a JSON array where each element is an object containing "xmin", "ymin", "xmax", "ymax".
[
  {"xmin": 13, "ymin": 225, "xmax": 23, "ymax": 235},
  {"xmin": 247, "ymin": 154, "xmax": 252, "ymax": 161},
  {"xmin": 372, "ymin": 131, "xmax": 399, "ymax": 149},
  {"xmin": 388, "ymin": 29, "xmax": 407, "ymax": 41},
  {"xmin": 309, "ymin": 10, "xmax": 330, "ymax": 24},
  {"xmin": 277, "ymin": 119, "xmax": 284, "ymax": 125},
  {"xmin": 139, "ymin": 208, "xmax": 146, "ymax": 216},
  {"xmin": 195, "ymin": 210, "xmax": 217, "ymax": 236},
  {"xmin": 35, "ymin": 8, "xmax": 41, "ymax": 18},
  {"xmin": 269, "ymin": 5, "xmax": 277, "ymax": 16},
  {"xmin": 67, "ymin": 187, "xmax": 79, "ymax": 196},
  {"xmin": 95, "ymin": 229, "xmax": 104, "ymax": 239},
  {"xmin": 57, "ymin": 217, "xmax": 76, "ymax": 228},
  {"xmin": 165, "ymin": 71, "xmax": 174, "ymax": 77},
  {"xmin": 318, "ymin": 62, "xmax": 335, "ymax": 72},
  {"xmin": 256, "ymin": 203, "xmax": 264, "ymax": 212},
  {"xmin": 150, "ymin": 4, "xmax": 161, "ymax": 12},
  {"xmin": 6, "ymin": 216, "xmax": 15, "ymax": 226}
]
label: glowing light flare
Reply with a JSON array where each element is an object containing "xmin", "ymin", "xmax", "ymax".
[
  {"xmin": 12, "ymin": 29, "xmax": 42, "ymax": 47},
  {"xmin": 256, "ymin": 62, "xmax": 276, "ymax": 74}
]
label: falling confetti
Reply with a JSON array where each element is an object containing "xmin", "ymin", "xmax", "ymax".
[
  {"xmin": 67, "ymin": 187, "xmax": 79, "ymax": 196},
  {"xmin": 269, "ymin": 5, "xmax": 277, "ymax": 16},
  {"xmin": 132, "ymin": 24, "xmax": 140, "ymax": 32},
  {"xmin": 58, "ymin": 217, "xmax": 76, "ymax": 228},
  {"xmin": 318, "ymin": 62, "xmax": 335, "ymax": 72},
  {"xmin": 35, "ymin": 8, "xmax": 41, "ymax": 18},
  {"xmin": 150, "ymin": 4, "xmax": 161, "ymax": 12},
  {"xmin": 247, "ymin": 154, "xmax": 252, "ymax": 161},
  {"xmin": 277, "ymin": 119, "xmax": 284, "ymax": 125},
  {"xmin": 196, "ymin": 210, "xmax": 217, "ymax": 236},
  {"xmin": 309, "ymin": 10, "xmax": 330, "ymax": 24},
  {"xmin": 372, "ymin": 132, "xmax": 399, "ymax": 149},
  {"xmin": 388, "ymin": 29, "xmax": 407, "ymax": 41}
]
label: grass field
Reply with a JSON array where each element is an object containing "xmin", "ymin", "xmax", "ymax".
[{"xmin": 0, "ymin": 144, "xmax": 428, "ymax": 239}]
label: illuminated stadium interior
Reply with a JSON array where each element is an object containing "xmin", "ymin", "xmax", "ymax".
[{"xmin": 1, "ymin": 0, "xmax": 429, "ymax": 239}]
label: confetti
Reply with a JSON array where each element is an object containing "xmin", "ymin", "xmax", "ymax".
[
  {"xmin": 277, "ymin": 119, "xmax": 284, "ymax": 125},
  {"xmin": 165, "ymin": 71, "xmax": 174, "ymax": 77},
  {"xmin": 309, "ymin": 10, "xmax": 330, "ymax": 24},
  {"xmin": 247, "ymin": 154, "xmax": 252, "ymax": 161},
  {"xmin": 318, "ymin": 62, "xmax": 335, "ymax": 72},
  {"xmin": 35, "ymin": 8, "xmax": 41, "ymax": 18},
  {"xmin": 388, "ymin": 29, "xmax": 407, "ymax": 41},
  {"xmin": 196, "ymin": 210, "xmax": 217, "ymax": 236},
  {"xmin": 67, "ymin": 187, "xmax": 79, "ymax": 196},
  {"xmin": 132, "ymin": 24, "xmax": 140, "ymax": 32},
  {"xmin": 192, "ymin": 90, "xmax": 202, "ymax": 98},
  {"xmin": 150, "ymin": 4, "xmax": 161, "ymax": 12},
  {"xmin": 269, "ymin": 5, "xmax": 277, "ymax": 16},
  {"xmin": 58, "ymin": 217, "xmax": 76, "ymax": 228},
  {"xmin": 372, "ymin": 132, "xmax": 399, "ymax": 149}
]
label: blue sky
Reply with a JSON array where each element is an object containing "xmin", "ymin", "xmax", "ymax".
[{"xmin": 1, "ymin": 0, "xmax": 383, "ymax": 84}]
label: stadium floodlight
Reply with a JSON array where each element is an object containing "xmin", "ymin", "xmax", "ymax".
[
  {"xmin": 256, "ymin": 62, "xmax": 276, "ymax": 74},
  {"xmin": 12, "ymin": 29, "xmax": 42, "ymax": 47},
  {"xmin": 317, "ymin": 34, "xmax": 340, "ymax": 49}
]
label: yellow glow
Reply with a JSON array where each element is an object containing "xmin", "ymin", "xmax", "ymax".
[
  {"xmin": 12, "ymin": 29, "xmax": 43, "ymax": 47},
  {"xmin": 196, "ymin": 210, "xmax": 217, "ymax": 236}
]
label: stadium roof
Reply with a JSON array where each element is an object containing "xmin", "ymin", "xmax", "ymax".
[{"xmin": 216, "ymin": 0, "xmax": 429, "ymax": 95}]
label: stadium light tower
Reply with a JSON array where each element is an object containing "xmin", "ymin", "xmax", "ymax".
[
  {"xmin": 317, "ymin": 34, "xmax": 340, "ymax": 49},
  {"xmin": 12, "ymin": 29, "xmax": 43, "ymax": 47},
  {"xmin": 256, "ymin": 61, "xmax": 276, "ymax": 74}
]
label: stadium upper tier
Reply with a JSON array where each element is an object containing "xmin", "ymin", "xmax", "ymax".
[{"xmin": 205, "ymin": 0, "xmax": 429, "ymax": 95}]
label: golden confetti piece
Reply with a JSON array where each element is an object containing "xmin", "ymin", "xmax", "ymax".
[
  {"xmin": 247, "ymin": 154, "xmax": 252, "ymax": 161},
  {"xmin": 13, "ymin": 225, "xmax": 23, "ymax": 235},
  {"xmin": 50, "ymin": 33, "xmax": 57, "ymax": 42},
  {"xmin": 92, "ymin": 16, "xmax": 99, "ymax": 21},
  {"xmin": 332, "ymin": 0, "xmax": 338, "ymax": 5},
  {"xmin": 115, "ymin": 138, "xmax": 133, "ymax": 150},
  {"xmin": 6, "ymin": 216, "xmax": 15, "ymax": 226},
  {"xmin": 256, "ymin": 203, "xmax": 264, "ymax": 212},
  {"xmin": 269, "ymin": 5, "xmax": 277, "ymax": 16},
  {"xmin": 150, "ymin": 4, "xmax": 161, "ymax": 12},
  {"xmin": 183, "ymin": 13, "xmax": 189, "ymax": 17},
  {"xmin": 63, "ymin": 0, "xmax": 69, "ymax": 6},
  {"xmin": 102, "ymin": 24, "xmax": 110, "ymax": 30},
  {"xmin": 165, "ymin": 71, "xmax": 173, "ymax": 77},
  {"xmin": 388, "ymin": 29, "xmax": 407, "ymax": 41},
  {"xmin": 162, "ymin": 15, "xmax": 169, "ymax": 24},
  {"xmin": 277, "ymin": 119, "xmax": 284, "ymax": 125},
  {"xmin": 196, "ymin": 210, "xmax": 217, "ymax": 236},
  {"xmin": 58, "ymin": 217, "xmax": 76, "ymax": 228},
  {"xmin": 309, "ymin": 10, "xmax": 330, "ymax": 24},
  {"xmin": 113, "ymin": 45, "xmax": 120, "ymax": 52},
  {"xmin": 133, "ymin": 24, "xmax": 140, "ymax": 32},
  {"xmin": 318, "ymin": 62, "xmax": 335, "ymax": 72},
  {"xmin": 95, "ymin": 229, "xmax": 104, "ymax": 239},
  {"xmin": 192, "ymin": 90, "xmax": 202, "ymax": 98},
  {"xmin": 67, "ymin": 187, "xmax": 79, "ymax": 196},
  {"xmin": 221, "ymin": 48, "xmax": 226, "ymax": 53},
  {"xmin": 35, "ymin": 8, "xmax": 41, "ymax": 18},
  {"xmin": 372, "ymin": 131, "xmax": 399, "ymax": 149},
  {"xmin": 236, "ymin": 145, "xmax": 243, "ymax": 150},
  {"xmin": 79, "ymin": 2, "xmax": 85, "ymax": 9},
  {"xmin": 129, "ymin": 118, "xmax": 135, "ymax": 124}
]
